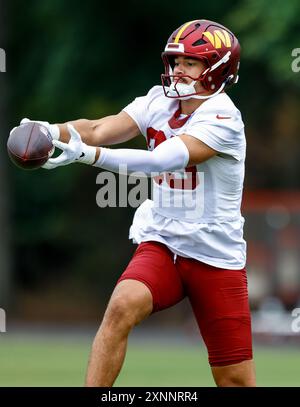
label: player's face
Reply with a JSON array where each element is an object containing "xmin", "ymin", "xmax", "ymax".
[
  {"xmin": 173, "ymin": 56, "xmax": 207, "ymax": 92},
  {"xmin": 173, "ymin": 56, "xmax": 206, "ymax": 92}
]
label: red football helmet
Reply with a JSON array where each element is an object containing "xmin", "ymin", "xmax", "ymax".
[{"xmin": 161, "ymin": 19, "xmax": 240, "ymax": 99}]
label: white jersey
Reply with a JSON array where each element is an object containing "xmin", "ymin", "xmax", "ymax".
[{"xmin": 123, "ymin": 85, "xmax": 247, "ymax": 269}]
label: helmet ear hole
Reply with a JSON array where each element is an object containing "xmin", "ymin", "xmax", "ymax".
[{"xmin": 221, "ymin": 65, "xmax": 231, "ymax": 77}]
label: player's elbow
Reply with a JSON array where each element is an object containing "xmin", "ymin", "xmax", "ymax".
[
  {"xmin": 150, "ymin": 154, "xmax": 182, "ymax": 174},
  {"xmin": 150, "ymin": 146, "xmax": 186, "ymax": 174}
]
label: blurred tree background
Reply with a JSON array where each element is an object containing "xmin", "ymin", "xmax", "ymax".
[{"xmin": 1, "ymin": 0, "xmax": 300, "ymax": 321}]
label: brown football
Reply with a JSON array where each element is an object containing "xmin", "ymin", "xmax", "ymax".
[{"xmin": 7, "ymin": 122, "xmax": 54, "ymax": 170}]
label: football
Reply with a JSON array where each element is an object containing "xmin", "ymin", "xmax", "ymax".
[{"xmin": 7, "ymin": 122, "xmax": 54, "ymax": 170}]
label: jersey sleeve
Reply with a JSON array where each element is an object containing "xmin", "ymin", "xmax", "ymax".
[
  {"xmin": 185, "ymin": 107, "xmax": 246, "ymax": 161},
  {"xmin": 122, "ymin": 86, "xmax": 163, "ymax": 137}
]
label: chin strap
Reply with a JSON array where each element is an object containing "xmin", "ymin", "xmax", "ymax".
[{"xmin": 167, "ymin": 77, "xmax": 232, "ymax": 100}]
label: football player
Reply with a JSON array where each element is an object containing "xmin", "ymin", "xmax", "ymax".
[{"xmin": 17, "ymin": 19, "xmax": 255, "ymax": 386}]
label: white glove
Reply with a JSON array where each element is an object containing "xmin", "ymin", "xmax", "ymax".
[
  {"xmin": 42, "ymin": 124, "xmax": 97, "ymax": 169},
  {"xmin": 20, "ymin": 118, "xmax": 60, "ymax": 141}
]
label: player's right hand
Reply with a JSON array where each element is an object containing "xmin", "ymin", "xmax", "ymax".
[{"xmin": 42, "ymin": 124, "xmax": 97, "ymax": 169}]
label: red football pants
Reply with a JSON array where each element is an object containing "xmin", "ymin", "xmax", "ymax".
[{"xmin": 117, "ymin": 241, "xmax": 253, "ymax": 367}]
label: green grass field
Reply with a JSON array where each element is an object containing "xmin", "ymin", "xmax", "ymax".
[{"xmin": 0, "ymin": 335, "xmax": 300, "ymax": 386}]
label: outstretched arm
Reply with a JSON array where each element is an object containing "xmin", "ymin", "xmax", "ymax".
[
  {"xmin": 57, "ymin": 111, "xmax": 140, "ymax": 146},
  {"xmin": 44, "ymin": 125, "xmax": 216, "ymax": 172},
  {"xmin": 18, "ymin": 111, "xmax": 140, "ymax": 147}
]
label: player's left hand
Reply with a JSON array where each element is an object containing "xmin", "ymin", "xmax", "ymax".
[
  {"xmin": 20, "ymin": 118, "xmax": 60, "ymax": 140},
  {"xmin": 42, "ymin": 124, "xmax": 96, "ymax": 169}
]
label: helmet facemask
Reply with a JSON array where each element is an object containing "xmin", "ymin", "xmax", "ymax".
[
  {"xmin": 161, "ymin": 52, "xmax": 234, "ymax": 100},
  {"xmin": 161, "ymin": 54, "xmax": 210, "ymax": 100}
]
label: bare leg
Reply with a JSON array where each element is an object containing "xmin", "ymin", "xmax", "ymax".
[
  {"xmin": 211, "ymin": 359, "xmax": 256, "ymax": 387},
  {"xmin": 85, "ymin": 279, "xmax": 153, "ymax": 387}
]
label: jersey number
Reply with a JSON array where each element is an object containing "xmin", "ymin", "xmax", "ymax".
[{"xmin": 146, "ymin": 127, "xmax": 199, "ymax": 190}]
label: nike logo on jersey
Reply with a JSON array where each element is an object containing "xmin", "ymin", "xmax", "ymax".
[{"xmin": 216, "ymin": 114, "xmax": 231, "ymax": 119}]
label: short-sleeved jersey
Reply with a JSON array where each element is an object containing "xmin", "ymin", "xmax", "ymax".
[{"xmin": 123, "ymin": 85, "xmax": 247, "ymax": 269}]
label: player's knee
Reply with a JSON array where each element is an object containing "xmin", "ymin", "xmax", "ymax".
[
  {"xmin": 104, "ymin": 294, "xmax": 150, "ymax": 332},
  {"xmin": 104, "ymin": 297, "xmax": 134, "ymax": 329},
  {"xmin": 215, "ymin": 370, "xmax": 255, "ymax": 387},
  {"xmin": 216, "ymin": 375, "xmax": 245, "ymax": 387}
]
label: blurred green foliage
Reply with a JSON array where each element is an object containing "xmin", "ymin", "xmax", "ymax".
[
  {"xmin": 229, "ymin": 0, "xmax": 300, "ymax": 84},
  {"xmin": 3, "ymin": 0, "xmax": 300, "ymax": 315}
]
